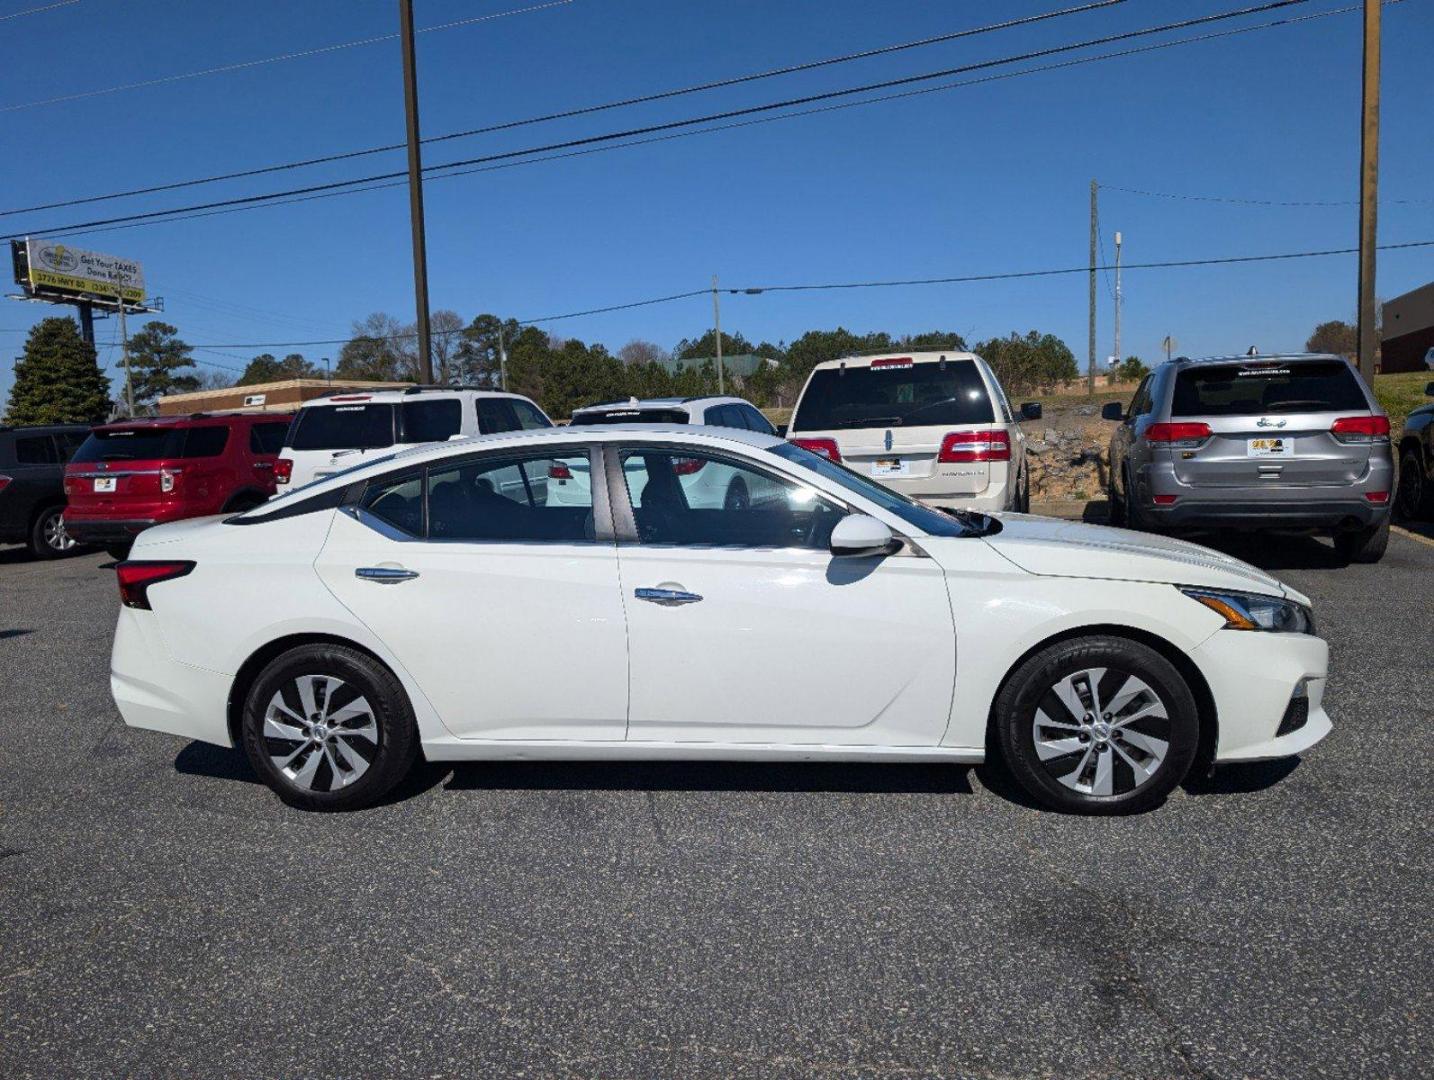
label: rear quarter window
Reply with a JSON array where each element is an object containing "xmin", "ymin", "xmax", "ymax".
[
  {"xmin": 401, "ymin": 398, "xmax": 463, "ymax": 442},
  {"xmin": 249, "ymin": 422, "xmax": 290, "ymax": 455},
  {"xmin": 793, "ymin": 360, "xmax": 995, "ymax": 431},
  {"xmin": 1171, "ymin": 362, "xmax": 1369, "ymax": 417},
  {"xmin": 182, "ymin": 427, "xmax": 229, "ymax": 457}
]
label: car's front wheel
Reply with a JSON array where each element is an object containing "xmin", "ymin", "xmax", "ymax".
[
  {"xmin": 1396, "ymin": 446, "xmax": 1430, "ymax": 521},
  {"xmin": 240, "ymin": 644, "xmax": 419, "ymax": 811},
  {"xmin": 994, "ymin": 635, "xmax": 1200, "ymax": 815}
]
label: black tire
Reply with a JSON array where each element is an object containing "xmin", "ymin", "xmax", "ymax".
[
  {"xmin": 1396, "ymin": 446, "xmax": 1431, "ymax": 522},
  {"xmin": 240, "ymin": 643, "xmax": 419, "ymax": 811},
  {"xmin": 1121, "ymin": 467, "xmax": 1148, "ymax": 531},
  {"xmin": 993, "ymin": 634, "xmax": 1200, "ymax": 815},
  {"xmin": 1106, "ymin": 470, "xmax": 1126, "ymax": 526},
  {"xmin": 105, "ymin": 542, "xmax": 132, "ymax": 561},
  {"xmin": 1016, "ymin": 468, "xmax": 1031, "ymax": 513},
  {"xmin": 1334, "ymin": 516, "xmax": 1389, "ymax": 564},
  {"xmin": 28, "ymin": 505, "xmax": 79, "ymax": 559},
  {"xmin": 723, "ymin": 478, "xmax": 750, "ymax": 511}
]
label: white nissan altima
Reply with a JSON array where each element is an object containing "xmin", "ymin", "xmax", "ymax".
[{"xmin": 108, "ymin": 424, "xmax": 1331, "ymax": 814}]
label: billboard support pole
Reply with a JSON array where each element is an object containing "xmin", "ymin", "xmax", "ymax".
[
  {"xmin": 117, "ymin": 297, "xmax": 135, "ymax": 418},
  {"xmin": 398, "ymin": 0, "xmax": 434, "ymax": 384},
  {"xmin": 78, "ymin": 301, "xmax": 94, "ymax": 347}
]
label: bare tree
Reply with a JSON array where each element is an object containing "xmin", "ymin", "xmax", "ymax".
[{"xmin": 617, "ymin": 339, "xmax": 667, "ymax": 367}]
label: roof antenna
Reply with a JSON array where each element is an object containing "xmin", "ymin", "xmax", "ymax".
[
  {"xmin": 1246, "ymin": 346, "xmax": 1259, "ymax": 357},
  {"xmin": 838, "ymin": 360, "xmax": 846, "ymax": 376},
  {"xmin": 938, "ymin": 353, "xmax": 947, "ymax": 370}
]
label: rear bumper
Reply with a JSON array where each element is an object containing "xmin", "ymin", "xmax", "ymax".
[
  {"xmin": 110, "ymin": 606, "xmax": 235, "ymax": 747},
  {"xmin": 62, "ymin": 517, "xmax": 158, "ymax": 544},
  {"xmin": 1139, "ymin": 460, "xmax": 1393, "ymax": 530}
]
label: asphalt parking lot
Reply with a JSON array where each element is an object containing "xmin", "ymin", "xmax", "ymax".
[{"xmin": 1, "ymin": 531, "xmax": 1430, "ymax": 1080}]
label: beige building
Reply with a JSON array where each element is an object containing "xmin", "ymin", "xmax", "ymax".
[{"xmin": 155, "ymin": 378, "xmax": 412, "ymax": 417}]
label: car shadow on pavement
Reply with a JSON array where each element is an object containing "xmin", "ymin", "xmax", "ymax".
[
  {"xmin": 445, "ymin": 760, "xmax": 975, "ymax": 795},
  {"xmin": 1190, "ymin": 532, "xmax": 1349, "ymax": 571},
  {"xmin": 0, "ymin": 628, "xmax": 34, "ymax": 640},
  {"xmin": 1182, "ymin": 757, "xmax": 1301, "ymax": 796},
  {"xmin": 173, "ymin": 742, "xmax": 454, "ymax": 806}
]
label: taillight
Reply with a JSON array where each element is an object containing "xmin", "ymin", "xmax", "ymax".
[
  {"xmin": 160, "ymin": 468, "xmax": 178, "ymax": 494},
  {"xmin": 938, "ymin": 430, "xmax": 1010, "ymax": 463},
  {"xmin": 274, "ymin": 458, "xmax": 294, "ymax": 484},
  {"xmin": 791, "ymin": 438, "xmax": 841, "ymax": 462},
  {"xmin": 548, "ymin": 462, "xmax": 573, "ymax": 480},
  {"xmin": 1153, "ymin": 494, "xmax": 1178, "ymax": 505},
  {"xmin": 870, "ymin": 356, "xmax": 914, "ymax": 369},
  {"xmin": 1364, "ymin": 491, "xmax": 1390, "ymax": 504},
  {"xmin": 1144, "ymin": 422, "xmax": 1212, "ymax": 447},
  {"xmin": 115, "ymin": 560, "xmax": 195, "ymax": 610},
  {"xmin": 1330, "ymin": 415, "xmax": 1390, "ymax": 443},
  {"xmin": 0, "ymin": 475, "xmax": 11, "ymax": 494},
  {"xmin": 672, "ymin": 457, "xmax": 706, "ymax": 476}
]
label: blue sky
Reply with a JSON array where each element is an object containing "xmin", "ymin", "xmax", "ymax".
[{"xmin": 2, "ymin": 0, "xmax": 1432, "ymax": 402}]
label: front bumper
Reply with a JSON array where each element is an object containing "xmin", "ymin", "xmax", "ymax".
[{"xmin": 1195, "ymin": 628, "xmax": 1332, "ymax": 761}]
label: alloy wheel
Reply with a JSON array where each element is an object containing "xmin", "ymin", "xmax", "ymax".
[
  {"xmin": 1031, "ymin": 667, "xmax": 1171, "ymax": 797},
  {"xmin": 262, "ymin": 675, "xmax": 380, "ymax": 793},
  {"xmin": 43, "ymin": 511, "xmax": 76, "ymax": 553}
]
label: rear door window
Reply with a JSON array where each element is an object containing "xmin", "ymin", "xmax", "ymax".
[
  {"xmin": 428, "ymin": 452, "xmax": 593, "ymax": 543},
  {"xmin": 14, "ymin": 436, "xmax": 60, "ymax": 465},
  {"xmin": 476, "ymin": 398, "xmax": 517, "ymax": 434},
  {"xmin": 400, "ymin": 398, "xmax": 462, "ymax": 442},
  {"xmin": 288, "ymin": 404, "xmax": 396, "ymax": 450},
  {"xmin": 1171, "ymin": 362, "xmax": 1368, "ymax": 417},
  {"xmin": 183, "ymin": 427, "xmax": 228, "ymax": 457},
  {"xmin": 792, "ymin": 359, "xmax": 995, "ymax": 431}
]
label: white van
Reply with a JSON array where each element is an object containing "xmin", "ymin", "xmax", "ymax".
[
  {"xmin": 786, "ymin": 351, "xmax": 1041, "ymax": 513},
  {"xmin": 275, "ymin": 387, "xmax": 553, "ymax": 489}
]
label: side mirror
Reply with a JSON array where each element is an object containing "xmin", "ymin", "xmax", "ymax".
[
  {"xmin": 1425, "ymin": 381, "xmax": 1434, "ymax": 397},
  {"xmin": 1020, "ymin": 401, "xmax": 1043, "ymax": 421},
  {"xmin": 775, "ymin": 424, "xmax": 788, "ymax": 438},
  {"xmin": 830, "ymin": 514, "xmax": 895, "ymax": 557},
  {"xmin": 1100, "ymin": 402, "xmax": 1126, "ymax": 422}
]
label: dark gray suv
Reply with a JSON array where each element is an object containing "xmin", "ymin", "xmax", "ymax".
[{"xmin": 1103, "ymin": 354, "xmax": 1393, "ymax": 563}]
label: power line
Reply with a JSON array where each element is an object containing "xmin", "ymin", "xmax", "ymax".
[
  {"xmin": 6, "ymin": 237, "xmax": 1419, "ymax": 347},
  {"xmin": 1100, "ymin": 180, "xmax": 1432, "ymax": 207},
  {"xmin": 1, "ymin": 0, "xmax": 1318, "ymax": 241},
  {"xmin": 0, "ymin": 0, "xmax": 572, "ymax": 115},
  {"xmin": 43, "ymin": 1, "xmax": 1375, "ymax": 246},
  {"xmin": 0, "ymin": 0, "xmax": 1128, "ymax": 218},
  {"xmin": 0, "ymin": 0, "xmax": 79, "ymax": 20}
]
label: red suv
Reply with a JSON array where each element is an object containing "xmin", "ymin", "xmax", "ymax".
[{"xmin": 63, "ymin": 412, "xmax": 293, "ymax": 558}]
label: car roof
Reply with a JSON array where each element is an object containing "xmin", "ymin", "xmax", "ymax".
[
  {"xmin": 809, "ymin": 350, "xmax": 982, "ymax": 372},
  {"xmin": 93, "ymin": 412, "xmax": 289, "ymax": 431},
  {"xmin": 0, "ymin": 422, "xmax": 92, "ymax": 435},
  {"xmin": 573, "ymin": 395, "xmax": 746, "ymax": 411},
  {"xmin": 1173, "ymin": 352, "xmax": 1350, "ymax": 368},
  {"xmin": 296, "ymin": 387, "xmax": 530, "ymax": 406},
  {"xmin": 266, "ymin": 423, "xmax": 785, "ymax": 501}
]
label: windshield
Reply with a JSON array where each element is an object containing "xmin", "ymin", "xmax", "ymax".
[
  {"xmin": 288, "ymin": 403, "xmax": 396, "ymax": 451},
  {"xmin": 771, "ymin": 442, "xmax": 988, "ymax": 537},
  {"xmin": 1171, "ymin": 361, "xmax": 1369, "ymax": 417},
  {"xmin": 792, "ymin": 360, "xmax": 994, "ymax": 431},
  {"xmin": 72, "ymin": 427, "xmax": 187, "ymax": 462}
]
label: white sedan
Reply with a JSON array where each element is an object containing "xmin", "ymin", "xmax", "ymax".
[{"xmin": 109, "ymin": 424, "xmax": 1331, "ymax": 814}]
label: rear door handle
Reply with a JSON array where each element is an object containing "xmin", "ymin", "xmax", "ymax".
[
  {"xmin": 635, "ymin": 587, "xmax": 702, "ymax": 606},
  {"xmin": 356, "ymin": 566, "xmax": 419, "ymax": 584}
]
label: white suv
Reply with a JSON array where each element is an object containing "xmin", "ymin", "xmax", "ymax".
[
  {"xmin": 786, "ymin": 351, "xmax": 1040, "ymax": 513},
  {"xmin": 570, "ymin": 395, "xmax": 777, "ymax": 434},
  {"xmin": 276, "ymin": 387, "xmax": 553, "ymax": 489}
]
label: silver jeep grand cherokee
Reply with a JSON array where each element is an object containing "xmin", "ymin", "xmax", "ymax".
[{"xmin": 1103, "ymin": 353, "xmax": 1393, "ymax": 563}]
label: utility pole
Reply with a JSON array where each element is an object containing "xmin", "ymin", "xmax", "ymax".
[
  {"xmin": 1356, "ymin": 0, "xmax": 1381, "ymax": 386},
  {"xmin": 398, "ymin": 0, "xmax": 434, "ymax": 384},
  {"xmin": 117, "ymin": 297, "xmax": 135, "ymax": 418},
  {"xmin": 497, "ymin": 324, "xmax": 509, "ymax": 392},
  {"xmin": 1087, "ymin": 180, "xmax": 1098, "ymax": 396},
  {"xmin": 711, "ymin": 274, "xmax": 725, "ymax": 395},
  {"xmin": 323, "ymin": 356, "xmax": 331, "ymax": 384},
  {"xmin": 1113, "ymin": 230, "xmax": 1123, "ymax": 369}
]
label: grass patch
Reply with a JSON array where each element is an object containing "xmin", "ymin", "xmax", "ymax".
[{"xmin": 1374, "ymin": 371, "xmax": 1432, "ymax": 431}]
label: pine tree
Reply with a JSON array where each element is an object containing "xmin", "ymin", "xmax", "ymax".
[{"xmin": 4, "ymin": 317, "xmax": 112, "ymax": 425}]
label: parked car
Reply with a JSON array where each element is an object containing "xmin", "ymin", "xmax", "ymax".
[
  {"xmin": 553, "ymin": 395, "xmax": 781, "ymax": 509},
  {"xmin": 1104, "ymin": 353, "xmax": 1394, "ymax": 563},
  {"xmin": 0, "ymin": 424, "xmax": 91, "ymax": 558},
  {"xmin": 276, "ymin": 387, "xmax": 552, "ymax": 489},
  {"xmin": 785, "ymin": 351, "xmax": 1041, "ymax": 513},
  {"xmin": 63, "ymin": 412, "xmax": 293, "ymax": 559},
  {"xmin": 1394, "ymin": 380, "xmax": 1434, "ymax": 521},
  {"xmin": 110, "ymin": 424, "xmax": 1328, "ymax": 815}
]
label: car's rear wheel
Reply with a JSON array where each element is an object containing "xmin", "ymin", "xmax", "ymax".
[
  {"xmin": 1106, "ymin": 471, "xmax": 1126, "ymax": 526},
  {"xmin": 994, "ymin": 635, "xmax": 1199, "ymax": 815},
  {"xmin": 1121, "ymin": 467, "xmax": 1148, "ymax": 531},
  {"xmin": 1334, "ymin": 516, "xmax": 1389, "ymax": 564},
  {"xmin": 1396, "ymin": 446, "xmax": 1430, "ymax": 521},
  {"xmin": 240, "ymin": 644, "xmax": 418, "ymax": 811},
  {"xmin": 29, "ymin": 505, "xmax": 78, "ymax": 559}
]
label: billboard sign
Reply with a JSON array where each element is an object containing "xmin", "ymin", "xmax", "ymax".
[{"xmin": 17, "ymin": 239, "xmax": 145, "ymax": 303}]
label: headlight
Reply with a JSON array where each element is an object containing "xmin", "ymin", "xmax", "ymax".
[{"xmin": 1179, "ymin": 587, "xmax": 1315, "ymax": 634}]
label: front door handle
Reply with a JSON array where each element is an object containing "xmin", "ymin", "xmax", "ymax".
[
  {"xmin": 635, "ymin": 587, "xmax": 702, "ymax": 606},
  {"xmin": 356, "ymin": 566, "xmax": 419, "ymax": 584}
]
